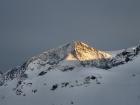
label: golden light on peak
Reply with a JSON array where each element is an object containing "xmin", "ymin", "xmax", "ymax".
[{"xmin": 66, "ymin": 41, "xmax": 112, "ymax": 61}]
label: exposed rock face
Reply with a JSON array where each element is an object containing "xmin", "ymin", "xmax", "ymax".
[{"xmin": 66, "ymin": 41, "xmax": 112, "ymax": 61}]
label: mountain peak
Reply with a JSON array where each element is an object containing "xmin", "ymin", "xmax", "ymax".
[
  {"xmin": 19, "ymin": 41, "xmax": 112, "ymax": 70},
  {"xmin": 66, "ymin": 41, "xmax": 112, "ymax": 61}
]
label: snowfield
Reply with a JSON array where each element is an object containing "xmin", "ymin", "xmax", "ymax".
[{"xmin": 0, "ymin": 41, "xmax": 140, "ymax": 105}]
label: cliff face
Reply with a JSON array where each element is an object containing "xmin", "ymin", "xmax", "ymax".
[{"xmin": 66, "ymin": 41, "xmax": 112, "ymax": 61}]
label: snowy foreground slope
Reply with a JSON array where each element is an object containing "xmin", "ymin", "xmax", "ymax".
[{"xmin": 0, "ymin": 41, "xmax": 140, "ymax": 105}]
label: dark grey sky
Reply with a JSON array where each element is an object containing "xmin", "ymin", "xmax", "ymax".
[{"xmin": 0, "ymin": 0, "xmax": 140, "ymax": 72}]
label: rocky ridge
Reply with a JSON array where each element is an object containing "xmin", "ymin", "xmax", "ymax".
[{"xmin": 0, "ymin": 41, "xmax": 140, "ymax": 87}]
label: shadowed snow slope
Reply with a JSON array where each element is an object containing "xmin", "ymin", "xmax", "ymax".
[{"xmin": 0, "ymin": 41, "xmax": 140, "ymax": 105}]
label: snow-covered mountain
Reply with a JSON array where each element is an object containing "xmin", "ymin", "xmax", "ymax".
[{"xmin": 0, "ymin": 41, "xmax": 140, "ymax": 105}]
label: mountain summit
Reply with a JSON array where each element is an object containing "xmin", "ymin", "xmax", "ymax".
[
  {"xmin": 66, "ymin": 41, "xmax": 112, "ymax": 61},
  {"xmin": 22, "ymin": 41, "xmax": 112, "ymax": 69}
]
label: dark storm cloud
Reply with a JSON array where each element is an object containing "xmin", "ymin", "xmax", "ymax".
[{"xmin": 0, "ymin": 0, "xmax": 140, "ymax": 72}]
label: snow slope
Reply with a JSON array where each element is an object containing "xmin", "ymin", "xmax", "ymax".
[{"xmin": 0, "ymin": 41, "xmax": 140, "ymax": 105}]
